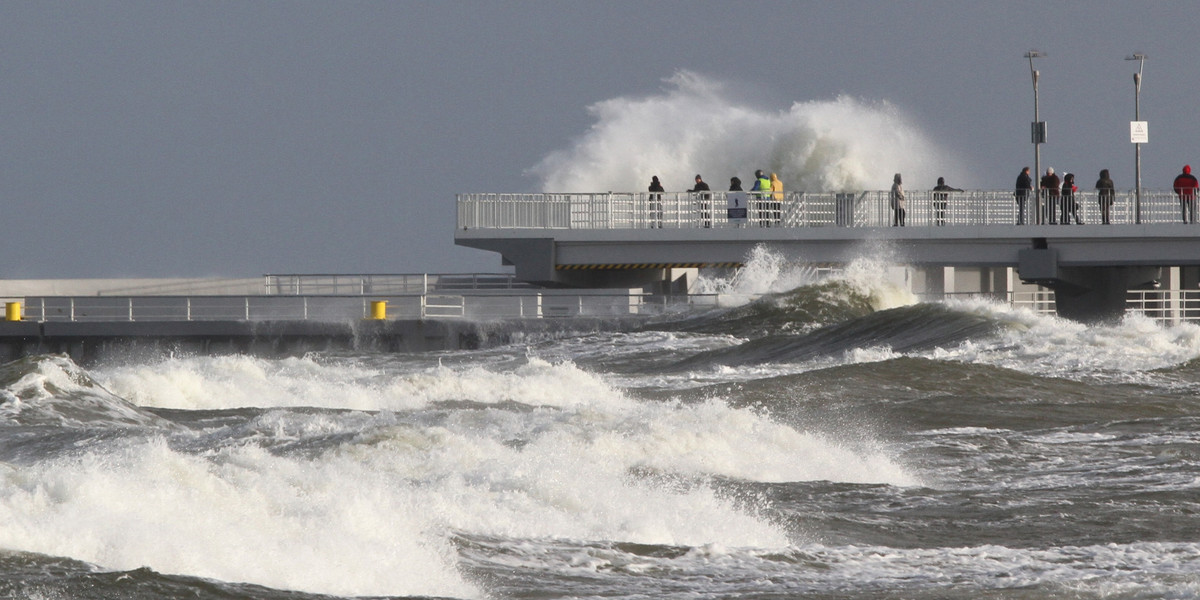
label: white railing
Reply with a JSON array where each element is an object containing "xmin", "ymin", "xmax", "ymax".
[
  {"xmin": 458, "ymin": 190, "xmax": 1196, "ymax": 230},
  {"xmin": 20, "ymin": 292, "xmax": 711, "ymax": 322},
  {"xmin": 262, "ymin": 273, "xmax": 530, "ymax": 295},
  {"xmin": 17, "ymin": 289, "xmax": 1200, "ymax": 324}
]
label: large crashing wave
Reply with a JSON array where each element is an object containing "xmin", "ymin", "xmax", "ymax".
[{"xmin": 529, "ymin": 70, "xmax": 965, "ymax": 193}]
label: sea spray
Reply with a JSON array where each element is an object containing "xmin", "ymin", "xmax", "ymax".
[{"xmin": 530, "ymin": 70, "xmax": 966, "ymax": 194}]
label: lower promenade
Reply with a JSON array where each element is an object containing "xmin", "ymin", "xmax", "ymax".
[{"xmin": 0, "ymin": 274, "xmax": 588, "ymax": 363}]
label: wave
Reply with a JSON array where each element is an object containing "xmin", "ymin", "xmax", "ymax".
[
  {"xmin": 662, "ymin": 279, "xmax": 888, "ymax": 339},
  {"xmin": 0, "ymin": 355, "xmax": 168, "ymax": 429},
  {"xmin": 670, "ymin": 303, "xmax": 1003, "ymax": 371},
  {"xmin": 528, "ymin": 70, "xmax": 966, "ymax": 194},
  {"xmin": 718, "ymin": 356, "xmax": 1198, "ymax": 435},
  {"xmin": 658, "ymin": 247, "xmax": 917, "ymax": 338}
]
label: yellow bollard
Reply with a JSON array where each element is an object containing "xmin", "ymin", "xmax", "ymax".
[
  {"xmin": 5, "ymin": 302, "xmax": 21, "ymax": 322},
  {"xmin": 369, "ymin": 300, "xmax": 387, "ymax": 320}
]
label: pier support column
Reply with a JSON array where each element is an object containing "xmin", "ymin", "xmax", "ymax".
[
  {"xmin": 1050, "ymin": 266, "xmax": 1161, "ymax": 323},
  {"xmin": 919, "ymin": 266, "xmax": 947, "ymax": 299},
  {"xmin": 1183, "ymin": 267, "xmax": 1200, "ymax": 321},
  {"xmin": 1168, "ymin": 267, "xmax": 1182, "ymax": 325},
  {"xmin": 1018, "ymin": 248, "xmax": 1160, "ymax": 323}
]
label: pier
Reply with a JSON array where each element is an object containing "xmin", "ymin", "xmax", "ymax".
[{"xmin": 456, "ymin": 189, "xmax": 1200, "ymax": 322}]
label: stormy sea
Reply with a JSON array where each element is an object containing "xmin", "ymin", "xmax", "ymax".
[{"xmin": 2, "ymin": 256, "xmax": 1199, "ymax": 600}]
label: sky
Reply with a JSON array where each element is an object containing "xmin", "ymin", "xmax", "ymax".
[{"xmin": 1, "ymin": 1, "xmax": 1197, "ymax": 278}]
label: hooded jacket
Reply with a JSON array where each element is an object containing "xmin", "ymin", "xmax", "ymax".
[
  {"xmin": 890, "ymin": 174, "xmax": 905, "ymax": 209},
  {"xmin": 1174, "ymin": 166, "xmax": 1199, "ymax": 199},
  {"xmin": 1095, "ymin": 169, "xmax": 1115, "ymax": 205}
]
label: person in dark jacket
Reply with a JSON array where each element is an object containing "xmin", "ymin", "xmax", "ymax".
[
  {"xmin": 890, "ymin": 173, "xmax": 906, "ymax": 226},
  {"xmin": 1014, "ymin": 167, "xmax": 1032, "ymax": 225},
  {"xmin": 1095, "ymin": 169, "xmax": 1115, "ymax": 225},
  {"xmin": 932, "ymin": 177, "xmax": 963, "ymax": 226},
  {"xmin": 727, "ymin": 177, "xmax": 746, "ymax": 224},
  {"xmin": 1174, "ymin": 165, "xmax": 1199, "ymax": 223},
  {"xmin": 648, "ymin": 176, "xmax": 665, "ymax": 228},
  {"xmin": 689, "ymin": 174, "xmax": 712, "ymax": 227},
  {"xmin": 1040, "ymin": 167, "xmax": 1061, "ymax": 224},
  {"xmin": 1061, "ymin": 173, "xmax": 1081, "ymax": 224}
]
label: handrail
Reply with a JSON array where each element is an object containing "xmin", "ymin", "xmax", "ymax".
[
  {"xmin": 16, "ymin": 288, "xmax": 1200, "ymax": 324},
  {"xmin": 457, "ymin": 189, "xmax": 1196, "ymax": 230},
  {"xmin": 263, "ymin": 273, "xmax": 532, "ymax": 295}
]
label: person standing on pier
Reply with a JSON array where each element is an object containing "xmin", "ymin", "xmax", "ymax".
[
  {"xmin": 932, "ymin": 177, "xmax": 962, "ymax": 226},
  {"xmin": 1173, "ymin": 165, "xmax": 1199, "ymax": 224},
  {"xmin": 750, "ymin": 170, "xmax": 771, "ymax": 226},
  {"xmin": 689, "ymin": 174, "xmax": 712, "ymax": 228},
  {"xmin": 648, "ymin": 176, "xmax": 665, "ymax": 228},
  {"xmin": 1015, "ymin": 167, "xmax": 1032, "ymax": 225},
  {"xmin": 1061, "ymin": 173, "xmax": 1081, "ymax": 224},
  {"xmin": 770, "ymin": 173, "xmax": 784, "ymax": 226},
  {"xmin": 890, "ymin": 173, "xmax": 906, "ymax": 226},
  {"xmin": 1040, "ymin": 167, "xmax": 1060, "ymax": 224},
  {"xmin": 1095, "ymin": 169, "xmax": 1115, "ymax": 225}
]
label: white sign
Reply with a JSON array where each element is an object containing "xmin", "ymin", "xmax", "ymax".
[
  {"xmin": 1131, "ymin": 121, "xmax": 1149, "ymax": 144},
  {"xmin": 726, "ymin": 191, "xmax": 748, "ymax": 223}
]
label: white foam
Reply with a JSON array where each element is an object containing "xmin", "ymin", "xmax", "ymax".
[
  {"xmin": 98, "ymin": 355, "xmax": 629, "ymax": 412},
  {"xmin": 0, "ymin": 437, "xmax": 480, "ymax": 598},
  {"xmin": 0, "ymin": 355, "xmax": 164, "ymax": 428},
  {"xmin": 937, "ymin": 297, "xmax": 1200, "ymax": 379},
  {"xmin": 529, "ymin": 70, "xmax": 966, "ymax": 195}
]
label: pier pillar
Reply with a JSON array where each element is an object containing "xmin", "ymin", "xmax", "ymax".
[
  {"xmin": 1183, "ymin": 267, "xmax": 1200, "ymax": 321},
  {"xmin": 1050, "ymin": 266, "xmax": 1161, "ymax": 323},
  {"xmin": 1018, "ymin": 248, "xmax": 1160, "ymax": 322}
]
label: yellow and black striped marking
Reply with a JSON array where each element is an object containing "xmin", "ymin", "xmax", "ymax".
[{"xmin": 557, "ymin": 262, "xmax": 743, "ymax": 270}]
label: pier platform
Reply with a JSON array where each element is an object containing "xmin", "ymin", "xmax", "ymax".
[{"xmin": 456, "ymin": 189, "xmax": 1200, "ymax": 321}]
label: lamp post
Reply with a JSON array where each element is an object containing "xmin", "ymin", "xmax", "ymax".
[
  {"xmin": 1127, "ymin": 53, "xmax": 1147, "ymax": 224},
  {"xmin": 1025, "ymin": 50, "xmax": 1046, "ymax": 222}
]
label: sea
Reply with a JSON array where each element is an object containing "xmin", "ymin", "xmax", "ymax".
[{"xmin": 3, "ymin": 257, "xmax": 1200, "ymax": 600}]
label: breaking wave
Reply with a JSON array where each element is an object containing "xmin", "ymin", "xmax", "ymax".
[{"xmin": 530, "ymin": 70, "xmax": 966, "ymax": 193}]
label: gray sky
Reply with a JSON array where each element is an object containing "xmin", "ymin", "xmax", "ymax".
[{"xmin": 1, "ymin": 1, "xmax": 1196, "ymax": 278}]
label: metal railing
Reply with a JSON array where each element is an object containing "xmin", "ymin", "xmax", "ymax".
[
  {"xmin": 16, "ymin": 289, "xmax": 1200, "ymax": 325},
  {"xmin": 262, "ymin": 273, "xmax": 530, "ymax": 295},
  {"xmin": 458, "ymin": 190, "xmax": 1196, "ymax": 230},
  {"xmin": 19, "ymin": 292, "xmax": 710, "ymax": 323}
]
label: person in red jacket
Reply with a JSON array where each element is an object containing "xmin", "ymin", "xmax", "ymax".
[{"xmin": 1174, "ymin": 165, "xmax": 1199, "ymax": 224}]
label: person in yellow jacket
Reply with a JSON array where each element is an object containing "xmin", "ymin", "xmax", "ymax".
[{"xmin": 770, "ymin": 173, "xmax": 784, "ymax": 226}]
